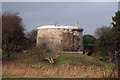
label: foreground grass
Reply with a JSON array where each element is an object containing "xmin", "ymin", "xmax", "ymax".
[
  {"xmin": 2, "ymin": 48, "xmax": 118, "ymax": 78},
  {"xmin": 2, "ymin": 76, "xmax": 60, "ymax": 78}
]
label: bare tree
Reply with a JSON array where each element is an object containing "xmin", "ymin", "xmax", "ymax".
[{"xmin": 2, "ymin": 12, "xmax": 25, "ymax": 57}]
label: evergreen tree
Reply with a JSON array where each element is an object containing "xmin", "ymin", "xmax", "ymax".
[{"xmin": 112, "ymin": 11, "xmax": 120, "ymax": 52}]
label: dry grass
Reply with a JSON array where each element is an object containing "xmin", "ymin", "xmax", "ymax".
[
  {"xmin": 2, "ymin": 62, "xmax": 118, "ymax": 78},
  {"xmin": 2, "ymin": 49, "xmax": 119, "ymax": 78}
]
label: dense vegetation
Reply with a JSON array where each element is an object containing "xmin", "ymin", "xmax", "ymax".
[
  {"xmin": 83, "ymin": 11, "xmax": 120, "ymax": 62},
  {"xmin": 83, "ymin": 34, "xmax": 97, "ymax": 56}
]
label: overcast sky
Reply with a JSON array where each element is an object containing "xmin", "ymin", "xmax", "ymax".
[{"xmin": 2, "ymin": 2, "xmax": 118, "ymax": 35}]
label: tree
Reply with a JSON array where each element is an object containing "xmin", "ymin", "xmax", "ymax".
[
  {"xmin": 0, "ymin": 15, "xmax": 2, "ymax": 49},
  {"xmin": 25, "ymin": 29, "xmax": 37, "ymax": 49},
  {"xmin": 83, "ymin": 34, "xmax": 97, "ymax": 56},
  {"xmin": 95, "ymin": 26, "xmax": 117, "ymax": 62},
  {"xmin": 112, "ymin": 11, "xmax": 120, "ymax": 52},
  {"xmin": 2, "ymin": 12, "xmax": 25, "ymax": 57}
]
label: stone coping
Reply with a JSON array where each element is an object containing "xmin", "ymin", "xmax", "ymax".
[{"xmin": 37, "ymin": 25, "xmax": 83, "ymax": 31}]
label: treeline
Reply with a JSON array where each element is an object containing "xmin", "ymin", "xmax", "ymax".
[{"xmin": 83, "ymin": 11, "xmax": 120, "ymax": 62}]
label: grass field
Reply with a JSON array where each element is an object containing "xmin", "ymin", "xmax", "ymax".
[{"xmin": 2, "ymin": 48, "xmax": 118, "ymax": 78}]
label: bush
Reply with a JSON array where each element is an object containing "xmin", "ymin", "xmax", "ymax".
[{"xmin": 26, "ymin": 47, "xmax": 49, "ymax": 63}]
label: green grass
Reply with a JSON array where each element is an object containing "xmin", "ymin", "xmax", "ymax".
[
  {"xmin": 24, "ymin": 50, "xmax": 117, "ymax": 70},
  {"xmin": 55, "ymin": 53, "xmax": 116, "ymax": 69},
  {"xmin": 26, "ymin": 55, "xmax": 42, "ymax": 63},
  {"xmin": 56, "ymin": 56, "xmax": 73, "ymax": 65},
  {"xmin": 83, "ymin": 55, "xmax": 94, "ymax": 60},
  {"xmin": 6, "ymin": 47, "xmax": 116, "ymax": 70},
  {"xmin": 98, "ymin": 60, "xmax": 116, "ymax": 69},
  {"xmin": 82, "ymin": 75, "xmax": 91, "ymax": 78},
  {"xmin": 30, "ymin": 62, "xmax": 50, "ymax": 69},
  {"xmin": 57, "ymin": 53, "xmax": 95, "ymax": 66},
  {"xmin": 89, "ymin": 65, "xmax": 95, "ymax": 70}
]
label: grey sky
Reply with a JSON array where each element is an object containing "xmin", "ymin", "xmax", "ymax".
[{"xmin": 2, "ymin": 2, "xmax": 118, "ymax": 35}]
